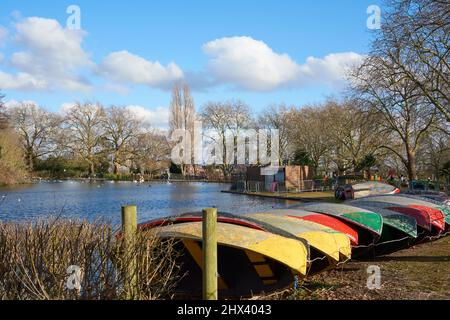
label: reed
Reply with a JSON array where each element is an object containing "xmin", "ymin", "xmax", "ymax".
[{"xmin": 0, "ymin": 218, "xmax": 182, "ymax": 300}]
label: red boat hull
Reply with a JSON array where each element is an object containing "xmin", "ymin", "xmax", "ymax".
[
  {"xmin": 386, "ymin": 206, "xmax": 445, "ymax": 233},
  {"xmin": 291, "ymin": 213, "xmax": 359, "ymax": 246},
  {"xmin": 409, "ymin": 205, "xmax": 446, "ymax": 232},
  {"xmin": 140, "ymin": 216, "xmax": 266, "ymax": 231}
]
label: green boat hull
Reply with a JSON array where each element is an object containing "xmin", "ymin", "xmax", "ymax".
[
  {"xmin": 377, "ymin": 213, "xmax": 417, "ymax": 238},
  {"xmin": 349, "ymin": 200, "xmax": 418, "ymax": 238},
  {"xmin": 348, "ymin": 200, "xmax": 420, "ymax": 257},
  {"xmin": 341, "ymin": 212, "xmax": 384, "ymax": 235},
  {"xmin": 300, "ymin": 203, "xmax": 384, "ymax": 237},
  {"xmin": 439, "ymin": 207, "xmax": 450, "ymax": 226}
]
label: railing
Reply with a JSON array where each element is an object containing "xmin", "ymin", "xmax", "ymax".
[
  {"xmin": 153, "ymin": 173, "xmax": 235, "ymax": 183},
  {"xmin": 231, "ymin": 179, "xmax": 335, "ymax": 193},
  {"xmin": 384, "ymin": 179, "xmax": 449, "ymax": 193}
]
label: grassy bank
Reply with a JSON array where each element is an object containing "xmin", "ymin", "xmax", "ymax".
[
  {"xmin": 287, "ymin": 236, "xmax": 450, "ymax": 300},
  {"xmin": 0, "ymin": 219, "xmax": 181, "ymax": 300},
  {"xmin": 1, "ymin": 217, "xmax": 448, "ymax": 300}
]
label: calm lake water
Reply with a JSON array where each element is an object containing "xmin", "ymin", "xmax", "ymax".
[{"xmin": 0, "ymin": 181, "xmax": 293, "ymax": 225}]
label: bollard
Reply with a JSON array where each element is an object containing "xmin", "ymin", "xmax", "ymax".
[
  {"xmin": 122, "ymin": 205, "xmax": 137, "ymax": 243},
  {"xmin": 202, "ymin": 208, "xmax": 218, "ymax": 300},
  {"xmin": 121, "ymin": 205, "xmax": 138, "ymax": 299}
]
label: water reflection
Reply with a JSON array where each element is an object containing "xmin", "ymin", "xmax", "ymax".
[{"xmin": 0, "ymin": 181, "xmax": 292, "ymax": 225}]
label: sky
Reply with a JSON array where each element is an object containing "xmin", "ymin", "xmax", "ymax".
[{"xmin": 0, "ymin": 0, "xmax": 382, "ymax": 127}]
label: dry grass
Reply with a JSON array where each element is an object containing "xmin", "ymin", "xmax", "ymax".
[
  {"xmin": 264, "ymin": 236, "xmax": 450, "ymax": 300},
  {"xmin": 0, "ymin": 218, "xmax": 181, "ymax": 300}
]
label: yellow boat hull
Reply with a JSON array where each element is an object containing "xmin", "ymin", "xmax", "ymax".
[
  {"xmin": 246, "ymin": 213, "xmax": 352, "ymax": 264},
  {"xmin": 153, "ymin": 221, "xmax": 309, "ymax": 297}
]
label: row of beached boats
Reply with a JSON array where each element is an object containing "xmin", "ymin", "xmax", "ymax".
[{"xmin": 141, "ymin": 193, "xmax": 450, "ymax": 297}]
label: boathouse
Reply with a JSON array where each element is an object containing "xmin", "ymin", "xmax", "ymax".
[{"xmin": 245, "ymin": 165, "xmax": 313, "ymax": 192}]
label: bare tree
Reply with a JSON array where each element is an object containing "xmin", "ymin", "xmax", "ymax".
[
  {"xmin": 8, "ymin": 102, "xmax": 60, "ymax": 171},
  {"xmin": 201, "ymin": 100, "xmax": 252, "ymax": 178},
  {"xmin": 325, "ymin": 99, "xmax": 388, "ymax": 175},
  {"xmin": 62, "ymin": 102, "xmax": 106, "ymax": 177},
  {"xmin": 168, "ymin": 85, "xmax": 182, "ymax": 136},
  {"xmin": 417, "ymin": 125, "xmax": 450, "ymax": 185},
  {"xmin": 168, "ymin": 84, "xmax": 196, "ymax": 176},
  {"xmin": 373, "ymin": 0, "xmax": 449, "ymax": 121},
  {"xmin": 0, "ymin": 129, "xmax": 28, "ymax": 185},
  {"xmin": 132, "ymin": 130, "xmax": 171, "ymax": 176},
  {"xmin": 258, "ymin": 104, "xmax": 292, "ymax": 165},
  {"xmin": 0, "ymin": 91, "xmax": 7, "ymax": 130},
  {"xmin": 103, "ymin": 106, "xmax": 142, "ymax": 174},
  {"xmin": 351, "ymin": 54, "xmax": 437, "ymax": 181},
  {"xmin": 286, "ymin": 105, "xmax": 333, "ymax": 176}
]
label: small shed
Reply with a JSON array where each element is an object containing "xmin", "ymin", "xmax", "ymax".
[
  {"xmin": 246, "ymin": 165, "xmax": 313, "ymax": 192},
  {"xmin": 285, "ymin": 166, "xmax": 313, "ymax": 190}
]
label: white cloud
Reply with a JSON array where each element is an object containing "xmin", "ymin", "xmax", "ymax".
[
  {"xmin": 125, "ymin": 105, "xmax": 169, "ymax": 129},
  {"xmin": 98, "ymin": 51, "xmax": 184, "ymax": 89},
  {"xmin": 203, "ymin": 36, "xmax": 300, "ymax": 91},
  {"xmin": 202, "ymin": 36, "xmax": 364, "ymax": 91},
  {"xmin": 13, "ymin": 17, "xmax": 90, "ymax": 72},
  {"xmin": 0, "ymin": 17, "xmax": 183, "ymax": 93},
  {"xmin": 298, "ymin": 52, "xmax": 365, "ymax": 86},
  {"xmin": 0, "ymin": 17, "xmax": 91, "ymax": 91},
  {"xmin": 0, "ymin": 26, "xmax": 8, "ymax": 45},
  {"xmin": 0, "ymin": 71, "xmax": 48, "ymax": 90},
  {"xmin": 1, "ymin": 19, "xmax": 363, "ymax": 96}
]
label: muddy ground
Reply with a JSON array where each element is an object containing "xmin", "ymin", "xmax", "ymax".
[{"xmin": 280, "ymin": 236, "xmax": 450, "ymax": 300}]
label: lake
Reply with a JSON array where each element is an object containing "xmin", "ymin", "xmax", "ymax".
[{"xmin": 0, "ymin": 181, "xmax": 294, "ymax": 225}]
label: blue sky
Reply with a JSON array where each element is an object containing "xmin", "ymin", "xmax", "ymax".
[{"xmin": 0, "ymin": 0, "xmax": 381, "ymax": 125}]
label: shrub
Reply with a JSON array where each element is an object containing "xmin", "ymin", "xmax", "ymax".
[
  {"xmin": 0, "ymin": 218, "xmax": 181, "ymax": 300},
  {"xmin": 0, "ymin": 129, "xmax": 28, "ymax": 185}
]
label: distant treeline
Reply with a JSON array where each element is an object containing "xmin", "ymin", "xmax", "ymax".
[{"xmin": 1, "ymin": 0, "xmax": 448, "ymax": 186}]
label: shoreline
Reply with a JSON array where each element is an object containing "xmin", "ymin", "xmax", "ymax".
[
  {"xmin": 29, "ymin": 177, "xmax": 233, "ymax": 184},
  {"xmin": 221, "ymin": 190, "xmax": 340, "ymax": 203}
]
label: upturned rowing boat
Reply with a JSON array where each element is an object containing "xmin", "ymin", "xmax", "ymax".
[
  {"xmin": 243, "ymin": 213, "xmax": 352, "ymax": 273},
  {"xmin": 398, "ymin": 194, "xmax": 450, "ymax": 228},
  {"xmin": 358, "ymin": 195, "xmax": 447, "ymax": 234},
  {"xmin": 349, "ymin": 200, "xmax": 418, "ymax": 256},
  {"xmin": 293, "ymin": 203, "xmax": 383, "ymax": 257},
  {"xmin": 144, "ymin": 212, "xmax": 350, "ymax": 274},
  {"xmin": 335, "ymin": 181, "xmax": 400, "ymax": 200},
  {"xmin": 146, "ymin": 221, "xmax": 308, "ymax": 297},
  {"xmin": 269, "ymin": 209, "xmax": 360, "ymax": 246}
]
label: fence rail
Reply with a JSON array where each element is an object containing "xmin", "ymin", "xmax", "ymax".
[
  {"xmin": 231, "ymin": 179, "xmax": 450, "ymax": 194},
  {"xmin": 232, "ymin": 179, "xmax": 335, "ymax": 193}
]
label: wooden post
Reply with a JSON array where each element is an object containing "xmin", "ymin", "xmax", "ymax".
[
  {"xmin": 122, "ymin": 205, "xmax": 137, "ymax": 242},
  {"xmin": 122, "ymin": 205, "xmax": 137, "ymax": 299},
  {"xmin": 202, "ymin": 208, "xmax": 218, "ymax": 300}
]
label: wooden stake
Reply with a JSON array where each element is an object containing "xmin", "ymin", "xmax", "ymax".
[
  {"xmin": 122, "ymin": 205, "xmax": 137, "ymax": 299},
  {"xmin": 202, "ymin": 208, "xmax": 218, "ymax": 300}
]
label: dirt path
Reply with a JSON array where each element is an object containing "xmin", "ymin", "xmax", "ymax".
[{"xmin": 291, "ymin": 236, "xmax": 450, "ymax": 300}]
